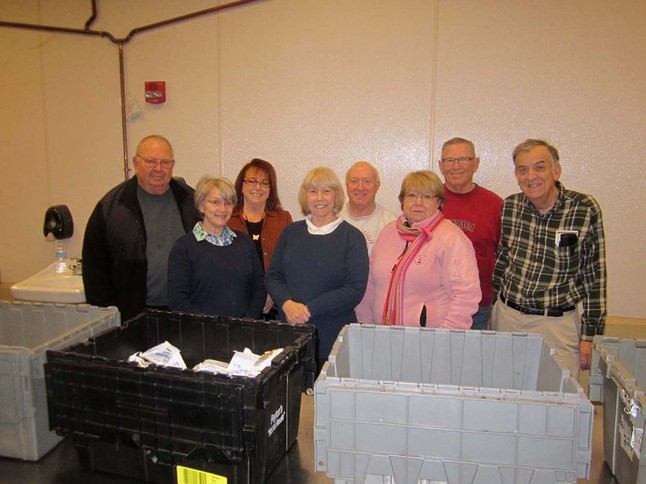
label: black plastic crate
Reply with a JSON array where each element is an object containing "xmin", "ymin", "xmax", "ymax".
[{"xmin": 44, "ymin": 310, "xmax": 316, "ymax": 483}]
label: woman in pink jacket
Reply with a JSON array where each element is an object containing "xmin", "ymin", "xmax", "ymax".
[{"xmin": 356, "ymin": 170, "xmax": 481, "ymax": 328}]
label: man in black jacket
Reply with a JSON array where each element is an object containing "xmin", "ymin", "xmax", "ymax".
[{"xmin": 82, "ymin": 135, "xmax": 200, "ymax": 320}]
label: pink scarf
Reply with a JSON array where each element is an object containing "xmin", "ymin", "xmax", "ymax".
[{"xmin": 381, "ymin": 212, "xmax": 444, "ymax": 326}]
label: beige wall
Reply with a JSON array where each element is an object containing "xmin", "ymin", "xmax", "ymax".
[{"xmin": 0, "ymin": 0, "xmax": 644, "ymax": 317}]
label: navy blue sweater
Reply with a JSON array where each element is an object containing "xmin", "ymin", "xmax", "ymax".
[
  {"xmin": 265, "ymin": 220, "xmax": 369, "ymax": 361},
  {"xmin": 168, "ymin": 230, "xmax": 266, "ymax": 318}
]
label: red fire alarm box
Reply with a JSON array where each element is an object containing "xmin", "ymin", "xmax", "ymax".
[{"xmin": 145, "ymin": 81, "xmax": 166, "ymax": 104}]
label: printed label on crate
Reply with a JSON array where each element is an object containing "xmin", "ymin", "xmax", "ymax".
[
  {"xmin": 268, "ymin": 404, "xmax": 285, "ymax": 437},
  {"xmin": 619, "ymin": 414, "xmax": 635, "ymax": 460},
  {"xmin": 176, "ymin": 465, "xmax": 227, "ymax": 484},
  {"xmin": 633, "ymin": 427, "xmax": 644, "ymax": 460}
]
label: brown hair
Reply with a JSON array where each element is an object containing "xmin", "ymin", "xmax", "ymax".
[
  {"xmin": 398, "ymin": 170, "xmax": 445, "ymax": 210},
  {"xmin": 233, "ymin": 158, "xmax": 283, "ymax": 211}
]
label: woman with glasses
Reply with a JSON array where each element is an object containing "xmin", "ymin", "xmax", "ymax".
[
  {"xmin": 356, "ymin": 170, "xmax": 481, "ymax": 328},
  {"xmin": 228, "ymin": 159, "xmax": 293, "ymax": 318},
  {"xmin": 167, "ymin": 176, "xmax": 266, "ymax": 317}
]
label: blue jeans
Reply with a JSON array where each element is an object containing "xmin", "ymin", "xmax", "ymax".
[{"xmin": 471, "ymin": 306, "xmax": 491, "ymax": 330}]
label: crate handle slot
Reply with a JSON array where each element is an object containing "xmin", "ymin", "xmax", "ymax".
[{"xmin": 116, "ymin": 401, "xmax": 169, "ymax": 418}]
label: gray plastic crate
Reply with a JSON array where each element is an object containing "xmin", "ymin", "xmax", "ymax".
[
  {"xmin": 314, "ymin": 324, "xmax": 594, "ymax": 484},
  {"xmin": 0, "ymin": 301, "xmax": 119, "ymax": 460},
  {"xmin": 590, "ymin": 336, "xmax": 646, "ymax": 484}
]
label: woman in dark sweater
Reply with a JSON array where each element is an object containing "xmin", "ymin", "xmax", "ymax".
[
  {"xmin": 168, "ymin": 176, "xmax": 265, "ymax": 318},
  {"xmin": 265, "ymin": 167, "xmax": 369, "ymax": 369}
]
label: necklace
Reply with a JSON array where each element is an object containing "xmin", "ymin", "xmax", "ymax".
[
  {"xmin": 242, "ymin": 210, "xmax": 265, "ymax": 223},
  {"xmin": 244, "ymin": 217, "xmax": 263, "ymax": 241}
]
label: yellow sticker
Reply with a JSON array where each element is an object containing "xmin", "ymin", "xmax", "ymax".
[{"xmin": 176, "ymin": 465, "xmax": 227, "ymax": 484}]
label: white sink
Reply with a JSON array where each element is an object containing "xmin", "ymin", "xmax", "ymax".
[{"xmin": 11, "ymin": 261, "xmax": 85, "ymax": 303}]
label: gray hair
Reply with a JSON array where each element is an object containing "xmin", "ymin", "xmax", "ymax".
[
  {"xmin": 512, "ymin": 139, "xmax": 560, "ymax": 165},
  {"xmin": 441, "ymin": 137, "xmax": 475, "ymax": 155},
  {"xmin": 135, "ymin": 134, "xmax": 174, "ymax": 158},
  {"xmin": 194, "ymin": 176, "xmax": 237, "ymax": 211},
  {"xmin": 345, "ymin": 161, "xmax": 381, "ymax": 185}
]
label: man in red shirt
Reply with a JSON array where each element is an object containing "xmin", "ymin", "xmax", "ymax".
[{"xmin": 439, "ymin": 137, "xmax": 503, "ymax": 329}]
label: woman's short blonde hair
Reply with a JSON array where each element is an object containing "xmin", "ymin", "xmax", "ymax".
[
  {"xmin": 194, "ymin": 175, "xmax": 237, "ymax": 212},
  {"xmin": 298, "ymin": 167, "xmax": 345, "ymax": 215},
  {"xmin": 398, "ymin": 170, "xmax": 445, "ymax": 210}
]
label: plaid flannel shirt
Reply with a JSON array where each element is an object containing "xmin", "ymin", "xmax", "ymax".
[{"xmin": 493, "ymin": 182, "xmax": 607, "ymax": 338}]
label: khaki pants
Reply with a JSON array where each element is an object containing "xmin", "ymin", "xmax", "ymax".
[{"xmin": 492, "ymin": 298, "xmax": 581, "ymax": 379}]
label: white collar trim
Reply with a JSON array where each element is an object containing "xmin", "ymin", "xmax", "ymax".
[{"xmin": 306, "ymin": 214, "xmax": 343, "ymax": 235}]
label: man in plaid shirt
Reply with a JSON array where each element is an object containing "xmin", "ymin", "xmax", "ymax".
[{"xmin": 492, "ymin": 139, "xmax": 606, "ymax": 379}]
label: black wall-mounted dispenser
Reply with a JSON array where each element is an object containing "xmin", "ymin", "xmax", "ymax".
[{"xmin": 43, "ymin": 205, "xmax": 74, "ymax": 240}]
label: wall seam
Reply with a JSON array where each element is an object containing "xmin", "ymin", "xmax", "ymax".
[
  {"xmin": 37, "ymin": 0, "xmax": 53, "ymax": 206},
  {"xmin": 427, "ymin": 0, "xmax": 440, "ymax": 171},
  {"xmin": 215, "ymin": 11, "xmax": 223, "ymax": 176}
]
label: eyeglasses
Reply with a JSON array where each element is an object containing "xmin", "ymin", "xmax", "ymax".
[
  {"xmin": 440, "ymin": 157, "xmax": 475, "ymax": 165},
  {"xmin": 206, "ymin": 198, "xmax": 233, "ymax": 208},
  {"xmin": 403, "ymin": 193, "xmax": 436, "ymax": 203},
  {"xmin": 138, "ymin": 157, "xmax": 175, "ymax": 168},
  {"xmin": 243, "ymin": 178, "xmax": 270, "ymax": 188}
]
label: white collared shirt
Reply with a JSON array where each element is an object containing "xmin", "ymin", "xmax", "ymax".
[{"xmin": 305, "ymin": 214, "xmax": 343, "ymax": 235}]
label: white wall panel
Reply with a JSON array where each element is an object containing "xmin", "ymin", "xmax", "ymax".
[
  {"xmin": 432, "ymin": 0, "xmax": 646, "ymax": 317},
  {"xmin": 0, "ymin": 0, "xmax": 644, "ymax": 317},
  {"xmin": 218, "ymin": 0, "xmax": 437, "ymax": 217}
]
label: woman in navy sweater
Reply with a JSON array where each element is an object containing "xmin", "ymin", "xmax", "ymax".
[
  {"xmin": 265, "ymin": 167, "xmax": 369, "ymax": 369},
  {"xmin": 168, "ymin": 176, "xmax": 265, "ymax": 318}
]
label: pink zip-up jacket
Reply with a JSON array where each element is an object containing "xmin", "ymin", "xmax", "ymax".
[{"xmin": 356, "ymin": 214, "xmax": 481, "ymax": 328}]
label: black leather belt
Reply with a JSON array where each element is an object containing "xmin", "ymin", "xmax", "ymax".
[{"xmin": 500, "ymin": 295, "xmax": 575, "ymax": 317}]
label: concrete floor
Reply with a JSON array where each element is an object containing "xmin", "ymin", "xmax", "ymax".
[{"xmin": 0, "ymin": 394, "xmax": 622, "ymax": 483}]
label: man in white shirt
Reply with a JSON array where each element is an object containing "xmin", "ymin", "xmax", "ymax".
[{"xmin": 340, "ymin": 161, "xmax": 397, "ymax": 254}]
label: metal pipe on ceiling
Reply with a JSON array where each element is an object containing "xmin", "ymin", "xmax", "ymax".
[
  {"xmin": 118, "ymin": 45, "xmax": 128, "ymax": 180},
  {"xmin": 0, "ymin": 0, "xmax": 264, "ymax": 180},
  {"xmin": 84, "ymin": 0, "xmax": 98, "ymax": 30}
]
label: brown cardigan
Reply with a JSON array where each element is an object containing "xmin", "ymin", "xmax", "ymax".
[{"xmin": 228, "ymin": 207, "xmax": 293, "ymax": 272}]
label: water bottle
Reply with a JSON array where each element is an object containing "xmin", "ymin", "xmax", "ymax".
[{"xmin": 55, "ymin": 243, "xmax": 67, "ymax": 274}]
